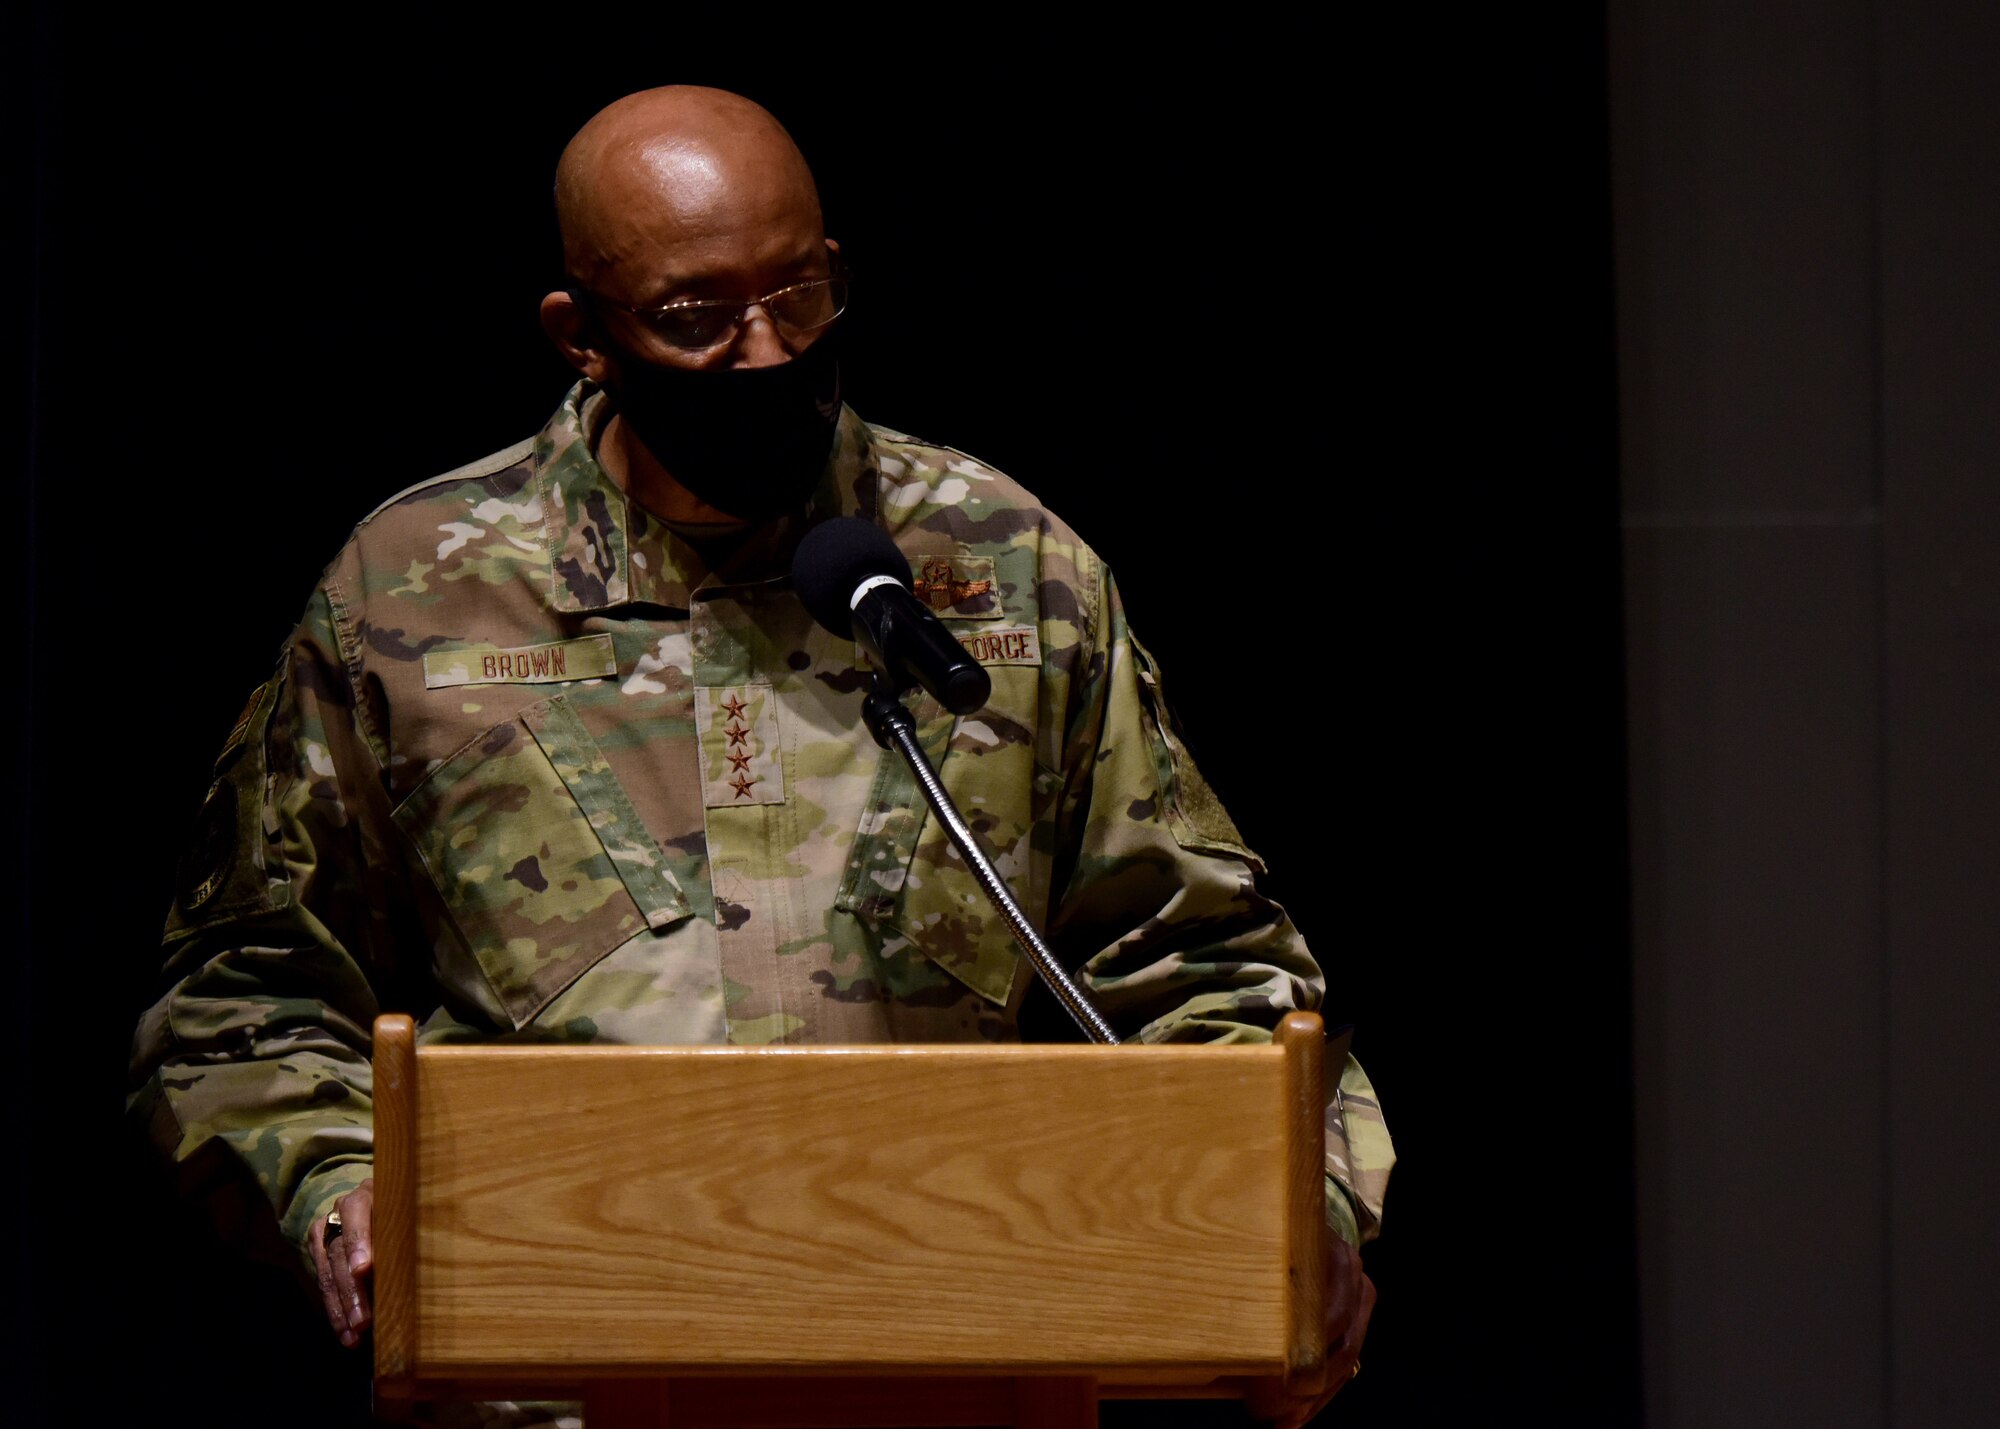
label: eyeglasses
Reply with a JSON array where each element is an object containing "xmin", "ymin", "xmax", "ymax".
[{"xmin": 574, "ymin": 275, "xmax": 849, "ymax": 353}]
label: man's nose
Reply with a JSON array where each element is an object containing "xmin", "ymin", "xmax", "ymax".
[{"xmin": 729, "ymin": 305, "xmax": 792, "ymax": 368}]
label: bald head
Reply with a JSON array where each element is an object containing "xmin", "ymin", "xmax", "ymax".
[{"xmin": 554, "ymin": 87, "xmax": 825, "ymax": 304}]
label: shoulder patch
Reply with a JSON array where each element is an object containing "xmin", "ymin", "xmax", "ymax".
[
  {"xmin": 166, "ymin": 668, "xmax": 292, "ymax": 938},
  {"xmin": 1128, "ymin": 634, "xmax": 1264, "ymax": 871},
  {"xmin": 176, "ymin": 780, "xmax": 237, "ymax": 912},
  {"xmin": 214, "ymin": 683, "xmax": 268, "ymax": 775}
]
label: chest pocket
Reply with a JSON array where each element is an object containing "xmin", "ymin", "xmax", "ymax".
[
  {"xmin": 393, "ymin": 692, "xmax": 691, "ymax": 1028},
  {"xmin": 835, "ymin": 672, "xmax": 1044, "ymax": 1008}
]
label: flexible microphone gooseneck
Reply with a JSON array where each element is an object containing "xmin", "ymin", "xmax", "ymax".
[{"xmin": 789, "ymin": 517, "xmax": 1119, "ymax": 1045}]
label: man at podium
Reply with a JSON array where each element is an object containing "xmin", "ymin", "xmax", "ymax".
[{"xmin": 130, "ymin": 86, "xmax": 1393, "ymax": 1427}]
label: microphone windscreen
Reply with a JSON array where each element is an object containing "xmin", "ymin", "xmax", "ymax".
[{"xmin": 792, "ymin": 517, "xmax": 913, "ymax": 635}]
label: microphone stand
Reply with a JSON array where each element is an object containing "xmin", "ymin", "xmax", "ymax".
[{"xmin": 860, "ymin": 674, "xmax": 1122, "ymax": 1046}]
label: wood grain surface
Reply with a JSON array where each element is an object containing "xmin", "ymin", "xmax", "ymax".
[
  {"xmin": 372, "ymin": 1013, "xmax": 418, "ymax": 1390},
  {"xmin": 396, "ymin": 1037, "xmax": 1311, "ymax": 1377},
  {"xmin": 1276, "ymin": 1011, "xmax": 1327, "ymax": 1394}
]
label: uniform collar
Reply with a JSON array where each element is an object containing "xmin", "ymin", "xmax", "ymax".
[{"xmin": 534, "ymin": 379, "xmax": 879, "ymax": 613}]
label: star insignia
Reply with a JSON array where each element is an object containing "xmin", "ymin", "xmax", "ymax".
[
  {"xmin": 719, "ymin": 693, "xmax": 749, "ymax": 721},
  {"xmin": 725, "ymin": 724, "xmax": 751, "ymax": 749},
  {"xmin": 728, "ymin": 772, "xmax": 758, "ymax": 800},
  {"xmin": 727, "ymin": 750, "xmax": 753, "ymax": 774}
]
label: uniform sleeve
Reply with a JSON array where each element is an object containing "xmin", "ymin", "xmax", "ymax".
[
  {"xmin": 1042, "ymin": 558, "xmax": 1394, "ymax": 1245},
  {"xmin": 128, "ymin": 583, "xmax": 406, "ymax": 1278}
]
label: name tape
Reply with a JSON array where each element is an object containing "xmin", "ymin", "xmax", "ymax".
[
  {"xmin": 957, "ymin": 624, "xmax": 1041, "ymax": 667},
  {"xmin": 422, "ymin": 634, "xmax": 619, "ymax": 689}
]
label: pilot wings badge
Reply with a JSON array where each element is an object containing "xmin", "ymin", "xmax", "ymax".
[{"xmin": 911, "ymin": 555, "xmax": 999, "ymax": 618}]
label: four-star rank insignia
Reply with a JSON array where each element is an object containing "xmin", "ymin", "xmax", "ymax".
[{"xmin": 698, "ymin": 683, "xmax": 785, "ymax": 808}]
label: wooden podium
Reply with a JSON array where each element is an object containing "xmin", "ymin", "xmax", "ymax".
[{"xmin": 369, "ymin": 1011, "xmax": 1330, "ymax": 1427}]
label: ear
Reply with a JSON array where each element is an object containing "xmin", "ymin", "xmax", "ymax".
[
  {"xmin": 824, "ymin": 237, "xmax": 841, "ymax": 267},
  {"xmin": 540, "ymin": 290, "xmax": 616, "ymax": 383}
]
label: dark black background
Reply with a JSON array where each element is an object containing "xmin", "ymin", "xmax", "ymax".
[{"xmin": 14, "ymin": 10, "xmax": 1634, "ymax": 1425}]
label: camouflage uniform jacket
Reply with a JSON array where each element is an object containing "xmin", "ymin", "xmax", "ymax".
[{"xmin": 130, "ymin": 381, "xmax": 1393, "ymax": 1277}]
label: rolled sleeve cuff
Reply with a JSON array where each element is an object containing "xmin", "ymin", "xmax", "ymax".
[
  {"xmin": 282, "ymin": 1156, "xmax": 375, "ymax": 1277},
  {"xmin": 1324, "ymin": 1173, "xmax": 1360, "ymax": 1249}
]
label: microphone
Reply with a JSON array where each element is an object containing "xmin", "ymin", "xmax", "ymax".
[{"xmin": 792, "ymin": 517, "xmax": 992, "ymax": 715}]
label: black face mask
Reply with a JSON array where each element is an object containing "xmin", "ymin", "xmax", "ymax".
[{"xmin": 603, "ymin": 327, "xmax": 843, "ymax": 526}]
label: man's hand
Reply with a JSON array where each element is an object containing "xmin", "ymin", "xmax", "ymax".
[
  {"xmin": 1264, "ymin": 1236, "xmax": 1376, "ymax": 1428},
  {"xmin": 307, "ymin": 1178, "xmax": 375, "ymax": 1348}
]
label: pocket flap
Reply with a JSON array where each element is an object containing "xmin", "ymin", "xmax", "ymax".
[
  {"xmin": 524, "ymin": 695, "xmax": 690, "ymax": 929},
  {"xmin": 394, "ymin": 695, "xmax": 687, "ymax": 1028},
  {"xmin": 888, "ymin": 862, "xmax": 1025, "ymax": 1007},
  {"xmin": 836, "ymin": 695, "xmax": 1027, "ymax": 1008}
]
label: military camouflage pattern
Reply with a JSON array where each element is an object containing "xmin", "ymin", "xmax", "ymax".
[{"xmin": 129, "ymin": 382, "xmax": 1395, "ymax": 1308}]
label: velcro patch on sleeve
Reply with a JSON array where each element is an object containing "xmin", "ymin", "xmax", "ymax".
[
  {"xmin": 213, "ymin": 682, "xmax": 268, "ymax": 774},
  {"xmin": 176, "ymin": 779, "xmax": 237, "ymax": 912},
  {"xmin": 422, "ymin": 634, "xmax": 618, "ymax": 689},
  {"xmin": 956, "ymin": 623, "xmax": 1041, "ymax": 667}
]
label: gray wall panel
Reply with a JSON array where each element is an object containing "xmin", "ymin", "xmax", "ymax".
[
  {"xmin": 1613, "ymin": 0, "xmax": 1876, "ymax": 517},
  {"xmin": 1879, "ymin": 8, "xmax": 2000, "ymax": 1425},
  {"xmin": 1619, "ymin": 0, "xmax": 2000, "ymax": 1422},
  {"xmin": 1613, "ymin": 2, "xmax": 1893, "ymax": 1424},
  {"xmin": 1624, "ymin": 526, "xmax": 1886, "ymax": 1428}
]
